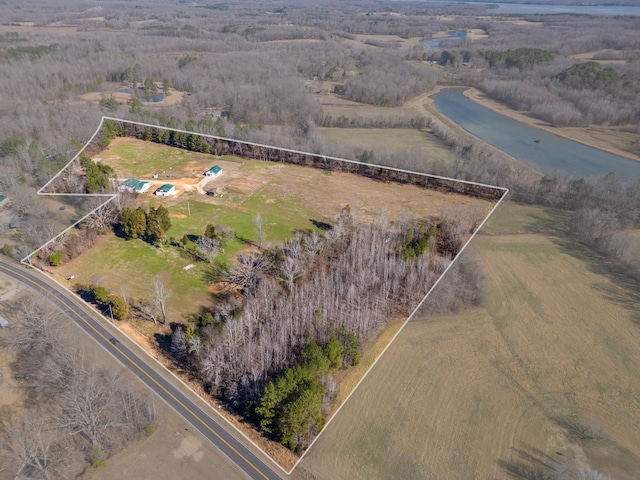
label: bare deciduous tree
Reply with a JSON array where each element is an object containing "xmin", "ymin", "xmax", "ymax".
[
  {"xmin": 254, "ymin": 213, "xmax": 266, "ymax": 249},
  {"xmin": 153, "ymin": 278, "xmax": 170, "ymax": 324},
  {"xmin": 0, "ymin": 408, "xmax": 71, "ymax": 480}
]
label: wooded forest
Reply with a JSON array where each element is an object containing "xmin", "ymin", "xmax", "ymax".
[{"xmin": 1, "ymin": 0, "xmax": 640, "ymax": 475}]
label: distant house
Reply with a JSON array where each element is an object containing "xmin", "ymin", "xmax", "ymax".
[
  {"xmin": 0, "ymin": 194, "xmax": 7, "ymax": 207},
  {"xmin": 204, "ymin": 166, "xmax": 223, "ymax": 177},
  {"xmin": 119, "ymin": 178, "xmax": 151, "ymax": 194},
  {"xmin": 154, "ymin": 184, "xmax": 176, "ymax": 197},
  {"xmin": 0, "ymin": 316, "xmax": 8, "ymax": 328}
]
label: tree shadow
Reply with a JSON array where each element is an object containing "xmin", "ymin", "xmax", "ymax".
[
  {"xmin": 554, "ymin": 236, "xmax": 640, "ymax": 325},
  {"xmin": 309, "ymin": 218, "xmax": 332, "ymax": 231},
  {"xmin": 524, "ymin": 208, "xmax": 640, "ymax": 327},
  {"xmin": 522, "ymin": 207, "xmax": 571, "ymax": 237},
  {"xmin": 496, "ymin": 442, "xmax": 564, "ymax": 480},
  {"xmin": 234, "ymin": 234, "xmax": 253, "ymax": 246},
  {"xmin": 153, "ymin": 332, "xmax": 171, "ymax": 353}
]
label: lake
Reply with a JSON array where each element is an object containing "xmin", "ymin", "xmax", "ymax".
[
  {"xmin": 118, "ymin": 88, "xmax": 164, "ymax": 103},
  {"xmin": 482, "ymin": 2, "xmax": 640, "ymax": 16},
  {"xmin": 432, "ymin": 88, "xmax": 640, "ymax": 179},
  {"xmin": 422, "ymin": 30, "xmax": 467, "ymax": 50},
  {"xmin": 404, "ymin": 1, "xmax": 640, "ymax": 17}
]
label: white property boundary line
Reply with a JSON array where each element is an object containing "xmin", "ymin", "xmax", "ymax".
[
  {"xmin": 290, "ymin": 188, "xmax": 509, "ymax": 472},
  {"xmin": 21, "ymin": 116, "xmax": 509, "ymax": 476}
]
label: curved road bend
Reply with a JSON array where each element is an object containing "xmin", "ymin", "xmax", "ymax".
[{"xmin": 0, "ymin": 260, "xmax": 284, "ymax": 480}]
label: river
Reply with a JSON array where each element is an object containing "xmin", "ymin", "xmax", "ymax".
[{"xmin": 432, "ymin": 88, "xmax": 640, "ymax": 179}]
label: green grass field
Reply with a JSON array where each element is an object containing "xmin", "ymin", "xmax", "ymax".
[{"xmin": 57, "ymin": 189, "xmax": 322, "ymax": 320}]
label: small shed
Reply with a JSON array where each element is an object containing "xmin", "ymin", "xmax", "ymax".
[
  {"xmin": 119, "ymin": 178, "xmax": 151, "ymax": 194},
  {"xmin": 204, "ymin": 166, "xmax": 222, "ymax": 177},
  {"xmin": 0, "ymin": 316, "xmax": 8, "ymax": 328},
  {"xmin": 154, "ymin": 184, "xmax": 176, "ymax": 197},
  {"xmin": 0, "ymin": 194, "xmax": 7, "ymax": 207}
]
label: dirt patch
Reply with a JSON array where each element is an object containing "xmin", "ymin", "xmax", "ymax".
[
  {"xmin": 468, "ymin": 28, "xmax": 488, "ymax": 41},
  {"xmin": 225, "ymin": 176, "xmax": 267, "ymax": 196},
  {"xmin": 86, "ymin": 400, "xmax": 247, "ymax": 480}
]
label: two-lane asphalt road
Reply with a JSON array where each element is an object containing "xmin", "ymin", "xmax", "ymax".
[{"xmin": 0, "ymin": 260, "xmax": 284, "ymax": 480}]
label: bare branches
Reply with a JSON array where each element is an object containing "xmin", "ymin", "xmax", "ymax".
[
  {"xmin": 1, "ymin": 293, "xmax": 64, "ymax": 353},
  {"xmin": 0, "ymin": 294, "xmax": 156, "ymax": 478},
  {"xmin": 153, "ymin": 278, "xmax": 170, "ymax": 324},
  {"xmin": 0, "ymin": 408, "xmax": 72, "ymax": 480}
]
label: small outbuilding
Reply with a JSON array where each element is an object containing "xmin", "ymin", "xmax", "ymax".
[
  {"xmin": 0, "ymin": 316, "xmax": 8, "ymax": 328},
  {"xmin": 0, "ymin": 194, "xmax": 7, "ymax": 207},
  {"xmin": 119, "ymin": 178, "xmax": 151, "ymax": 194},
  {"xmin": 155, "ymin": 184, "xmax": 176, "ymax": 197},
  {"xmin": 204, "ymin": 166, "xmax": 222, "ymax": 177}
]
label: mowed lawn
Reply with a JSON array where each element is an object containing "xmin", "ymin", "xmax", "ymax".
[
  {"xmin": 297, "ymin": 203, "xmax": 640, "ymax": 480},
  {"xmin": 55, "ymin": 191, "xmax": 319, "ymax": 320}
]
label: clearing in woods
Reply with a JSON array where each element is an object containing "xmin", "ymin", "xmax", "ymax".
[
  {"xmin": 295, "ymin": 202, "xmax": 640, "ymax": 480},
  {"xmin": 55, "ymin": 137, "xmax": 494, "ymax": 324}
]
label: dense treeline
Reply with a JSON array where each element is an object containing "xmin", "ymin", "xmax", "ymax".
[
  {"xmin": 338, "ymin": 53, "xmax": 437, "ymax": 106},
  {"xmin": 170, "ymin": 207, "xmax": 479, "ymax": 450},
  {"xmin": 120, "ymin": 205, "xmax": 172, "ymax": 246},
  {"xmin": 96, "ymin": 119, "xmax": 504, "ymax": 201},
  {"xmin": 479, "ymin": 48, "xmax": 554, "ymax": 70}
]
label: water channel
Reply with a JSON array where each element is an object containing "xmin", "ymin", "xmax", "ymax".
[{"xmin": 432, "ymin": 88, "xmax": 640, "ymax": 179}]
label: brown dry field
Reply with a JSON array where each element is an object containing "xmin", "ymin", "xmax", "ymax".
[
  {"xmin": 86, "ymin": 399, "xmax": 247, "ymax": 480},
  {"xmin": 569, "ymin": 51, "xmax": 631, "ymax": 65},
  {"xmin": 293, "ymin": 202, "xmax": 640, "ymax": 480},
  {"xmin": 79, "ymin": 85, "xmax": 184, "ymax": 107},
  {"xmin": 97, "ymin": 137, "xmax": 492, "ymax": 222}
]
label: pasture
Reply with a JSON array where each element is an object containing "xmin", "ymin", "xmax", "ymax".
[
  {"xmin": 55, "ymin": 137, "xmax": 492, "ymax": 326},
  {"xmin": 318, "ymin": 127, "xmax": 452, "ymax": 165},
  {"xmin": 296, "ymin": 202, "xmax": 640, "ymax": 480}
]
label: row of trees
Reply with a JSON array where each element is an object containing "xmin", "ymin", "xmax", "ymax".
[
  {"xmin": 479, "ymin": 48, "xmax": 555, "ymax": 70},
  {"xmin": 0, "ymin": 294, "xmax": 156, "ymax": 478}
]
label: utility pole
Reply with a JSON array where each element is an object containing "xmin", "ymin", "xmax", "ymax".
[{"xmin": 188, "ymin": 201, "xmax": 191, "ymax": 217}]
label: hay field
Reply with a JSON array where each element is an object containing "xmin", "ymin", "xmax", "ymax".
[
  {"xmin": 318, "ymin": 127, "xmax": 452, "ymax": 165},
  {"xmin": 295, "ymin": 202, "xmax": 640, "ymax": 480}
]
